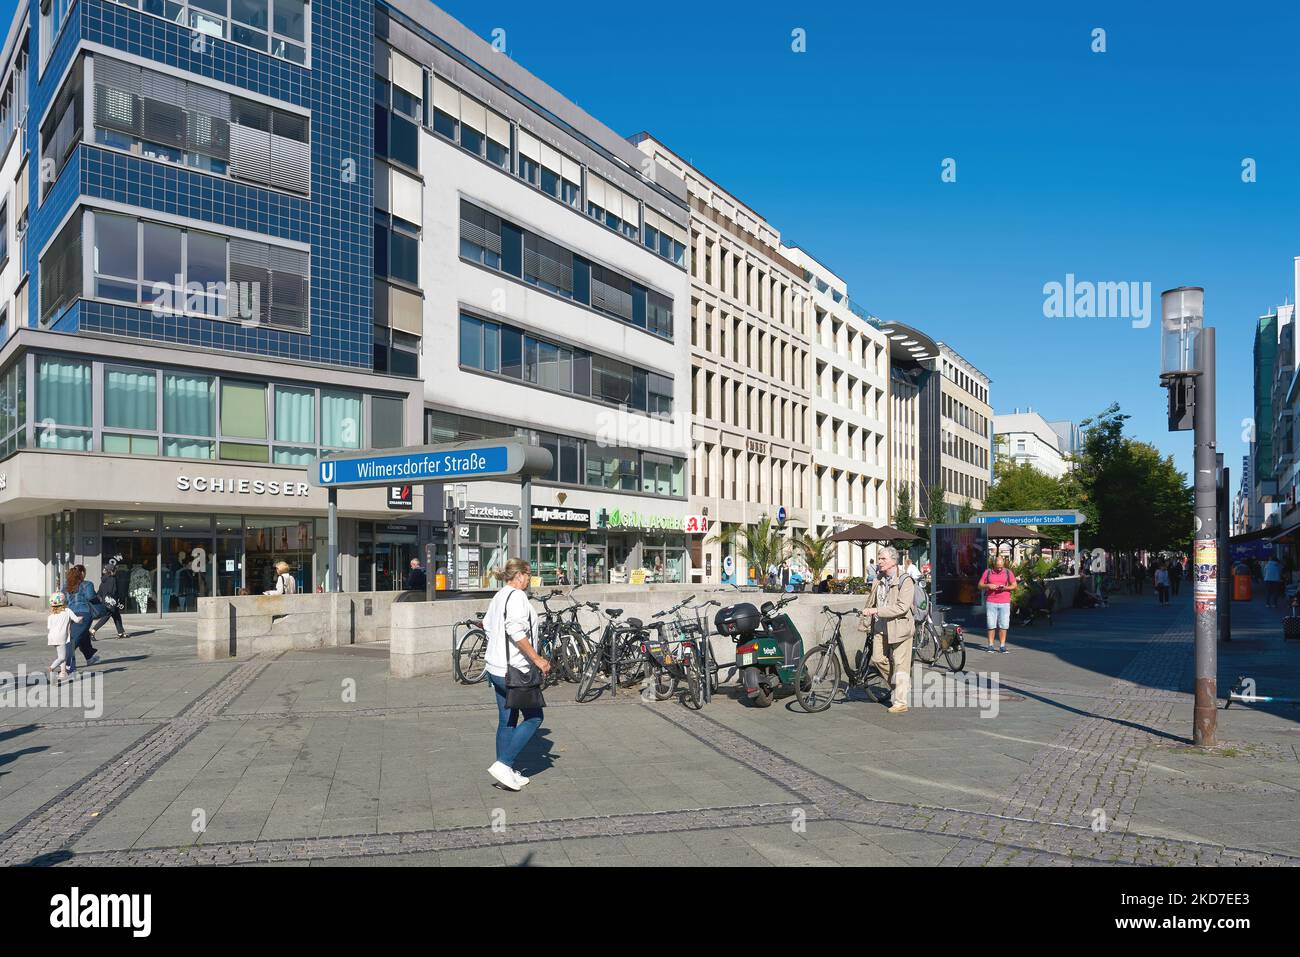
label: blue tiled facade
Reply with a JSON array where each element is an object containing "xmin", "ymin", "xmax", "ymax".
[{"xmin": 24, "ymin": 0, "xmax": 374, "ymax": 369}]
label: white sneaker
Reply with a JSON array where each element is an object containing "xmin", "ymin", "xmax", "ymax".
[
  {"xmin": 513, "ymin": 770, "xmax": 530, "ymax": 787},
  {"xmin": 487, "ymin": 761, "xmax": 521, "ymax": 791}
]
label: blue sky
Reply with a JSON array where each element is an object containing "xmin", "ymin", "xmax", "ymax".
[
  {"xmin": 11, "ymin": 0, "xmax": 1298, "ymax": 485},
  {"xmin": 433, "ymin": 0, "xmax": 1299, "ymax": 485}
]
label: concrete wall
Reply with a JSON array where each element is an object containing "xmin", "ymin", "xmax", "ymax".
[
  {"xmin": 389, "ymin": 584, "xmax": 869, "ymax": 680},
  {"xmin": 197, "ymin": 589, "xmax": 425, "ymax": 660},
  {"xmin": 2, "ymin": 516, "xmax": 45, "ymax": 607}
]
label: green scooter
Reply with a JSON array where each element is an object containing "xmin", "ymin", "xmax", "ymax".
[{"xmin": 714, "ymin": 595, "xmax": 802, "ymax": 707}]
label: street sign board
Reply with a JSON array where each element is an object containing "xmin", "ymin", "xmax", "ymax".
[
  {"xmin": 974, "ymin": 510, "xmax": 1085, "ymax": 527},
  {"xmin": 311, "ymin": 440, "xmax": 551, "ymax": 489}
]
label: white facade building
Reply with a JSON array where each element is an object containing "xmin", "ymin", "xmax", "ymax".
[
  {"xmin": 790, "ymin": 247, "xmax": 889, "ymax": 578},
  {"xmin": 383, "ymin": 2, "xmax": 694, "ymax": 587},
  {"xmin": 994, "ymin": 409, "xmax": 1069, "ymax": 478}
]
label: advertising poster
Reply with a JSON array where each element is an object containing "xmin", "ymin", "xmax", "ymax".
[
  {"xmin": 1194, "ymin": 538, "xmax": 1217, "ymax": 615},
  {"xmin": 931, "ymin": 525, "xmax": 989, "ymax": 606}
]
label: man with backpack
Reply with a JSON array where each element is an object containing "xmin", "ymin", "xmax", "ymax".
[
  {"xmin": 979, "ymin": 554, "xmax": 1017, "ymax": 653},
  {"xmin": 860, "ymin": 546, "xmax": 917, "ymax": 714}
]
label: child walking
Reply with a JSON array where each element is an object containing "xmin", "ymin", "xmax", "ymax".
[{"xmin": 48, "ymin": 591, "xmax": 83, "ymax": 681}]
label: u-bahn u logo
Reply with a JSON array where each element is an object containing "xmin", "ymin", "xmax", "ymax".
[{"xmin": 320, "ymin": 462, "xmax": 335, "ymax": 483}]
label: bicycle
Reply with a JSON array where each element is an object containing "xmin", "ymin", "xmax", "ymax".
[
  {"xmin": 535, "ymin": 590, "xmax": 594, "ymax": 685},
  {"xmin": 644, "ymin": 595, "xmax": 721, "ymax": 708},
  {"xmin": 575, "ymin": 607, "xmax": 649, "ymax": 702},
  {"xmin": 452, "ymin": 611, "xmax": 488, "ymax": 684},
  {"xmin": 794, "ymin": 606, "xmax": 867, "ymax": 712}
]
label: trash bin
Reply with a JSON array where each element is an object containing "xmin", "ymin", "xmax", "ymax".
[{"xmin": 1233, "ymin": 572, "xmax": 1252, "ymax": 601}]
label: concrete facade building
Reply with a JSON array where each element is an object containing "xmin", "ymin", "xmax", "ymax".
[
  {"xmin": 384, "ymin": 2, "xmax": 693, "ymax": 588},
  {"xmin": 632, "ymin": 133, "xmax": 811, "ymax": 585},
  {"xmin": 790, "ymin": 247, "xmax": 889, "ymax": 578},
  {"xmin": 994, "ymin": 408, "xmax": 1068, "ymax": 479},
  {"xmin": 935, "ymin": 343, "xmax": 992, "ymax": 519}
]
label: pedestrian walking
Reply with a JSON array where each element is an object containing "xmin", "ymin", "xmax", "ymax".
[
  {"xmin": 483, "ymin": 558, "xmax": 549, "ymax": 791},
  {"xmin": 47, "ymin": 591, "xmax": 82, "ymax": 681},
  {"xmin": 63, "ymin": 565, "xmax": 100, "ymax": 667},
  {"xmin": 88, "ymin": 557, "xmax": 129, "ymax": 641},
  {"xmin": 859, "ymin": 546, "xmax": 916, "ymax": 714},
  {"xmin": 1153, "ymin": 562, "xmax": 1170, "ymax": 606},
  {"xmin": 1264, "ymin": 556, "xmax": 1283, "ymax": 608},
  {"xmin": 1132, "ymin": 560, "xmax": 1146, "ymax": 595},
  {"xmin": 1169, "ymin": 557, "xmax": 1182, "ymax": 595},
  {"xmin": 979, "ymin": 555, "xmax": 1016, "ymax": 653}
]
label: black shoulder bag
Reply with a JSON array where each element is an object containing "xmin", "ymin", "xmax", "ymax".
[{"xmin": 504, "ymin": 590, "xmax": 546, "ymax": 710}]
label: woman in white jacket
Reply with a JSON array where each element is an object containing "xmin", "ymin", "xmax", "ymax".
[{"xmin": 482, "ymin": 558, "xmax": 550, "ymax": 791}]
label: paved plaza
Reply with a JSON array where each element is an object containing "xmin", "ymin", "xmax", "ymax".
[{"xmin": 1, "ymin": 590, "xmax": 1298, "ymax": 867}]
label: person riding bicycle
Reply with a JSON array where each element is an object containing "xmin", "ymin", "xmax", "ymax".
[{"xmin": 859, "ymin": 546, "xmax": 916, "ymax": 715}]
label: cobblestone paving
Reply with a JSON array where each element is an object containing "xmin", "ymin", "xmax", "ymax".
[
  {"xmin": 1, "ymin": 596, "xmax": 1297, "ymax": 867},
  {"xmin": 0, "ymin": 658, "xmax": 266, "ymax": 865}
]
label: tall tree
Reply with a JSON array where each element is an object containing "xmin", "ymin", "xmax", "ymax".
[
  {"xmin": 925, "ymin": 481, "xmax": 947, "ymax": 524},
  {"xmin": 894, "ymin": 486, "xmax": 916, "ymax": 535},
  {"xmin": 1074, "ymin": 403, "xmax": 1192, "ymax": 553},
  {"xmin": 983, "ymin": 460, "xmax": 1076, "ymax": 545}
]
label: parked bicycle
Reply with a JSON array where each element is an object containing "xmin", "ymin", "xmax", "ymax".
[
  {"xmin": 535, "ymin": 590, "xmax": 596, "ymax": 685},
  {"xmin": 794, "ymin": 606, "xmax": 867, "ymax": 712},
  {"xmin": 452, "ymin": 611, "xmax": 488, "ymax": 684},
  {"xmin": 643, "ymin": 595, "xmax": 721, "ymax": 708},
  {"xmin": 576, "ymin": 607, "xmax": 649, "ymax": 702}
]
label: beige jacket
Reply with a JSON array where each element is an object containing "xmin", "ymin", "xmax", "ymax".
[{"xmin": 862, "ymin": 573, "xmax": 916, "ymax": 645}]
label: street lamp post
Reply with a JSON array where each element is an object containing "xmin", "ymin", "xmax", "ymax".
[{"xmin": 1160, "ymin": 286, "xmax": 1217, "ymax": 747}]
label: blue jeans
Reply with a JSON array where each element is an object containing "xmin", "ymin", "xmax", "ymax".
[{"xmin": 487, "ymin": 673, "xmax": 543, "ymax": 769}]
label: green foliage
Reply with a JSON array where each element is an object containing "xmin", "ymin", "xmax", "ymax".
[
  {"xmin": 794, "ymin": 530, "xmax": 836, "ymax": 582},
  {"xmin": 956, "ymin": 498, "xmax": 977, "ymax": 523},
  {"xmin": 925, "ymin": 482, "xmax": 946, "ymax": 524},
  {"xmin": 1074, "ymin": 403, "xmax": 1193, "ymax": 553},
  {"xmin": 984, "ymin": 460, "xmax": 1077, "ymax": 545},
  {"xmin": 706, "ymin": 515, "xmax": 790, "ymax": 588},
  {"xmin": 894, "ymin": 486, "xmax": 916, "ymax": 535},
  {"xmin": 829, "ymin": 576, "xmax": 871, "ymax": 595}
]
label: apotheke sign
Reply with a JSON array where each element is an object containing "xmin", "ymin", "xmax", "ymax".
[
  {"xmin": 602, "ymin": 509, "xmax": 683, "ymax": 532},
  {"xmin": 176, "ymin": 475, "xmax": 312, "ymax": 497}
]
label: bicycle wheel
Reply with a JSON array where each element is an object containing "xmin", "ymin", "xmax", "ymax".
[
  {"xmin": 795, "ymin": 644, "xmax": 841, "ymax": 713},
  {"xmin": 684, "ymin": 663, "xmax": 704, "ymax": 710},
  {"xmin": 913, "ymin": 621, "xmax": 939, "ymax": 665},
  {"xmin": 942, "ymin": 637, "xmax": 966, "ymax": 673},
  {"xmin": 456, "ymin": 629, "xmax": 488, "ymax": 684},
  {"xmin": 576, "ymin": 646, "xmax": 603, "ymax": 702},
  {"xmin": 648, "ymin": 663, "xmax": 677, "ymax": 701}
]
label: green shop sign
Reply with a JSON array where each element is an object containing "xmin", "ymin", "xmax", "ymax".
[{"xmin": 600, "ymin": 509, "xmax": 683, "ymax": 532}]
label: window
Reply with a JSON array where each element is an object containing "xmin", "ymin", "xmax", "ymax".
[
  {"xmin": 219, "ymin": 380, "xmax": 268, "ymax": 462},
  {"xmin": 523, "ymin": 232, "xmax": 573, "ymax": 297},
  {"xmin": 40, "ymin": 212, "xmax": 82, "ymax": 326},
  {"xmin": 92, "ymin": 54, "xmax": 309, "ymax": 194},
  {"xmin": 35, "ymin": 356, "xmax": 91, "ymax": 450},
  {"xmin": 458, "ymin": 200, "xmax": 501, "ymax": 270},
  {"xmin": 321, "ymin": 389, "xmax": 362, "ymax": 449},
  {"xmin": 586, "ymin": 174, "xmax": 638, "ymax": 239},
  {"xmin": 371, "ymin": 395, "xmax": 403, "ymax": 449},
  {"xmin": 459, "ymin": 200, "xmax": 673, "ymax": 341},
  {"xmin": 105, "ymin": 366, "xmax": 157, "ymax": 433},
  {"xmin": 109, "ymin": 0, "xmax": 309, "ymax": 64},
  {"xmin": 375, "ymin": 211, "xmax": 418, "ymax": 286},
  {"xmin": 0, "ymin": 360, "xmax": 27, "ymax": 459},
  {"xmin": 643, "ymin": 208, "xmax": 687, "ymax": 267},
  {"xmin": 516, "ymin": 131, "xmax": 581, "ymax": 209},
  {"xmin": 273, "ymin": 384, "xmax": 313, "ymax": 462},
  {"xmin": 163, "ymin": 372, "xmax": 215, "ymax": 458},
  {"xmin": 459, "ymin": 313, "xmax": 672, "ymax": 415}
]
